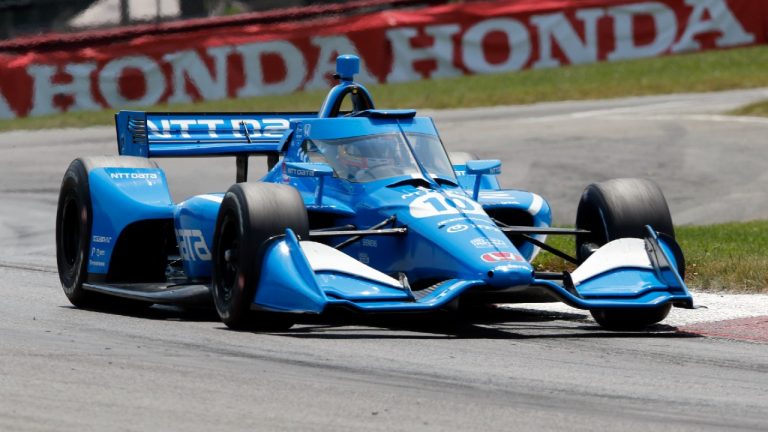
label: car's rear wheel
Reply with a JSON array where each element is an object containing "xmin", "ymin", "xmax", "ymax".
[
  {"xmin": 56, "ymin": 159, "xmax": 94, "ymax": 307},
  {"xmin": 575, "ymin": 178, "xmax": 678, "ymax": 330},
  {"xmin": 56, "ymin": 157, "xmax": 158, "ymax": 309},
  {"xmin": 212, "ymin": 183, "xmax": 309, "ymax": 330}
]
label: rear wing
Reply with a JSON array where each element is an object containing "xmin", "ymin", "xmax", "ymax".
[{"xmin": 115, "ymin": 111, "xmax": 316, "ymax": 158}]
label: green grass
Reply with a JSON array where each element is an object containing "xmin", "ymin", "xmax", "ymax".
[
  {"xmin": 730, "ymin": 100, "xmax": 768, "ymax": 117},
  {"xmin": 533, "ymin": 221, "xmax": 768, "ymax": 293},
  {"xmin": 3, "ymin": 45, "xmax": 768, "ymax": 131}
]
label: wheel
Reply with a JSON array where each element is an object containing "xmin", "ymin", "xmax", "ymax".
[
  {"xmin": 212, "ymin": 183, "xmax": 309, "ymax": 330},
  {"xmin": 574, "ymin": 178, "xmax": 677, "ymax": 330},
  {"xmin": 56, "ymin": 156, "xmax": 158, "ymax": 308},
  {"xmin": 575, "ymin": 178, "xmax": 675, "ymax": 262},
  {"xmin": 590, "ymin": 304, "xmax": 672, "ymax": 331},
  {"xmin": 56, "ymin": 159, "xmax": 94, "ymax": 307}
]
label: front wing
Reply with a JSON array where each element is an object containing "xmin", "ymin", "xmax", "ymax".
[{"xmin": 251, "ymin": 228, "xmax": 694, "ymax": 314}]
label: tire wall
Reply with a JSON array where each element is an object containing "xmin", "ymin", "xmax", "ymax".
[{"xmin": 1, "ymin": 0, "xmax": 766, "ymax": 119}]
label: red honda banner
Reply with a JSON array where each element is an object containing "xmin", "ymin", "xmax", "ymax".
[{"xmin": 0, "ymin": 0, "xmax": 765, "ymax": 119}]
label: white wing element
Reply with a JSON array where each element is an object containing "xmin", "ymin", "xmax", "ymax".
[
  {"xmin": 299, "ymin": 241, "xmax": 403, "ymax": 288},
  {"xmin": 570, "ymin": 238, "xmax": 652, "ymax": 286}
]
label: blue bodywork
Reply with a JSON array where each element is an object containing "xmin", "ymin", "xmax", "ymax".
[{"xmin": 86, "ymin": 55, "xmax": 693, "ymax": 317}]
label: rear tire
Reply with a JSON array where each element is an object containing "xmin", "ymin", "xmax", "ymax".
[
  {"xmin": 574, "ymin": 178, "xmax": 677, "ymax": 330},
  {"xmin": 212, "ymin": 183, "xmax": 309, "ymax": 330},
  {"xmin": 56, "ymin": 156, "xmax": 158, "ymax": 309},
  {"xmin": 56, "ymin": 159, "xmax": 94, "ymax": 307}
]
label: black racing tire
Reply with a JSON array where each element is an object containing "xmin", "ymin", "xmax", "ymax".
[
  {"xmin": 56, "ymin": 156, "xmax": 158, "ymax": 308},
  {"xmin": 212, "ymin": 183, "xmax": 309, "ymax": 330},
  {"xmin": 574, "ymin": 178, "xmax": 677, "ymax": 330},
  {"xmin": 56, "ymin": 159, "xmax": 93, "ymax": 307},
  {"xmin": 590, "ymin": 304, "xmax": 673, "ymax": 331},
  {"xmin": 576, "ymin": 178, "xmax": 675, "ymax": 262}
]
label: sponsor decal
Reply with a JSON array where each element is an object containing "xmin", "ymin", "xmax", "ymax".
[
  {"xmin": 478, "ymin": 224, "xmax": 501, "ymax": 233},
  {"xmin": 477, "ymin": 191, "xmax": 521, "ymax": 206},
  {"xmin": 109, "ymin": 172, "xmax": 159, "ymax": 180},
  {"xmin": 479, "ymin": 190, "xmax": 519, "ymax": 200},
  {"xmin": 90, "ymin": 247, "xmax": 106, "ymax": 258},
  {"xmin": 361, "ymin": 238, "xmax": 378, "ymax": 248},
  {"xmin": 176, "ymin": 229, "xmax": 212, "ymax": 261},
  {"xmin": 358, "ymin": 252, "xmax": 370, "ymax": 264},
  {"xmin": 480, "ymin": 251, "xmax": 524, "ymax": 263},
  {"xmin": 470, "ymin": 237, "xmax": 506, "ymax": 248},
  {"xmin": 146, "ymin": 118, "xmax": 289, "ymax": 139},
  {"xmin": 446, "ymin": 224, "xmax": 468, "ymax": 233},
  {"xmin": 0, "ymin": 0, "xmax": 760, "ymax": 119},
  {"xmin": 437, "ymin": 217, "xmax": 500, "ymax": 234},
  {"xmin": 437, "ymin": 217, "xmax": 468, "ymax": 226},
  {"xmin": 92, "ymin": 235, "xmax": 112, "ymax": 244},
  {"xmin": 286, "ymin": 166, "xmax": 314, "ymax": 177}
]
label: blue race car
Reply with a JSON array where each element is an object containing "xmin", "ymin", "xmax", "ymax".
[{"xmin": 56, "ymin": 55, "xmax": 693, "ymax": 331}]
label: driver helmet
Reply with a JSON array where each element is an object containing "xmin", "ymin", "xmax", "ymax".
[{"xmin": 337, "ymin": 135, "xmax": 399, "ymax": 172}]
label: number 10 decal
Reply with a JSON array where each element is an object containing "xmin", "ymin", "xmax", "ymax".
[{"xmin": 409, "ymin": 192, "xmax": 484, "ymax": 218}]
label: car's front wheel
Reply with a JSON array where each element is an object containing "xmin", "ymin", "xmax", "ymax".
[
  {"xmin": 575, "ymin": 178, "xmax": 679, "ymax": 330},
  {"xmin": 211, "ymin": 183, "xmax": 309, "ymax": 330}
]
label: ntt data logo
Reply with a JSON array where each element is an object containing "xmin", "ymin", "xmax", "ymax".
[{"xmin": 109, "ymin": 172, "xmax": 159, "ymax": 180}]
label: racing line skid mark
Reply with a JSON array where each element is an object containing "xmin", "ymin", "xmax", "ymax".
[
  {"xmin": 678, "ymin": 316, "xmax": 768, "ymax": 343},
  {"xmin": 0, "ymin": 261, "xmax": 57, "ymax": 274}
]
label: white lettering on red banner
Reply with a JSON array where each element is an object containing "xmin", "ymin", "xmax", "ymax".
[{"xmin": 0, "ymin": 0, "xmax": 762, "ymax": 119}]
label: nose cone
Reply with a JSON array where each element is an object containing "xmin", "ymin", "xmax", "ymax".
[{"xmin": 484, "ymin": 261, "xmax": 534, "ymax": 288}]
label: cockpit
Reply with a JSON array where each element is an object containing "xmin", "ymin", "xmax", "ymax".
[{"xmin": 302, "ymin": 132, "xmax": 457, "ymax": 183}]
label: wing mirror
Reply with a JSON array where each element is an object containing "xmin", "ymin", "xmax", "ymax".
[
  {"xmin": 465, "ymin": 159, "xmax": 501, "ymax": 201},
  {"xmin": 285, "ymin": 162, "xmax": 334, "ymax": 206}
]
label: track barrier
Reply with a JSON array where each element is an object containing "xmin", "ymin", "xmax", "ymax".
[{"xmin": 0, "ymin": 0, "xmax": 765, "ymax": 119}]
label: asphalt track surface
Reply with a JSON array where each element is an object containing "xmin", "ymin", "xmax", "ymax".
[{"xmin": 1, "ymin": 88, "xmax": 767, "ymax": 431}]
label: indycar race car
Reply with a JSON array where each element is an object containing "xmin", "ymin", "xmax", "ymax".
[{"xmin": 56, "ymin": 55, "xmax": 694, "ymax": 331}]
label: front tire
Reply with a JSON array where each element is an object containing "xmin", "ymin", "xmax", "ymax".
[
  {"xmin": 591, "ymin": 304, "xmax": 673, "ymax": 331},
  {"xmin": 576, "ymin": 178, "xmax": 675, "ymax": 262},
  {"xmin": 212, "ymin": 183, "xmax": 309, "ymax": 330},
  {"xmin": 575, "ymin": 178, "xmax": 678, "ymax": 330}
]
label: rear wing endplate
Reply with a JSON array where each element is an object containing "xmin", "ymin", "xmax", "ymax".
[{"xmin": 115, "ymin": 111, "xmax": 316, "ymax": 158}]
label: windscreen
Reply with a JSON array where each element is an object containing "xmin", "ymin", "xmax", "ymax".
[{"xmin": 303, "ymin": 132, "xmax": 457, "ymax": 183}]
